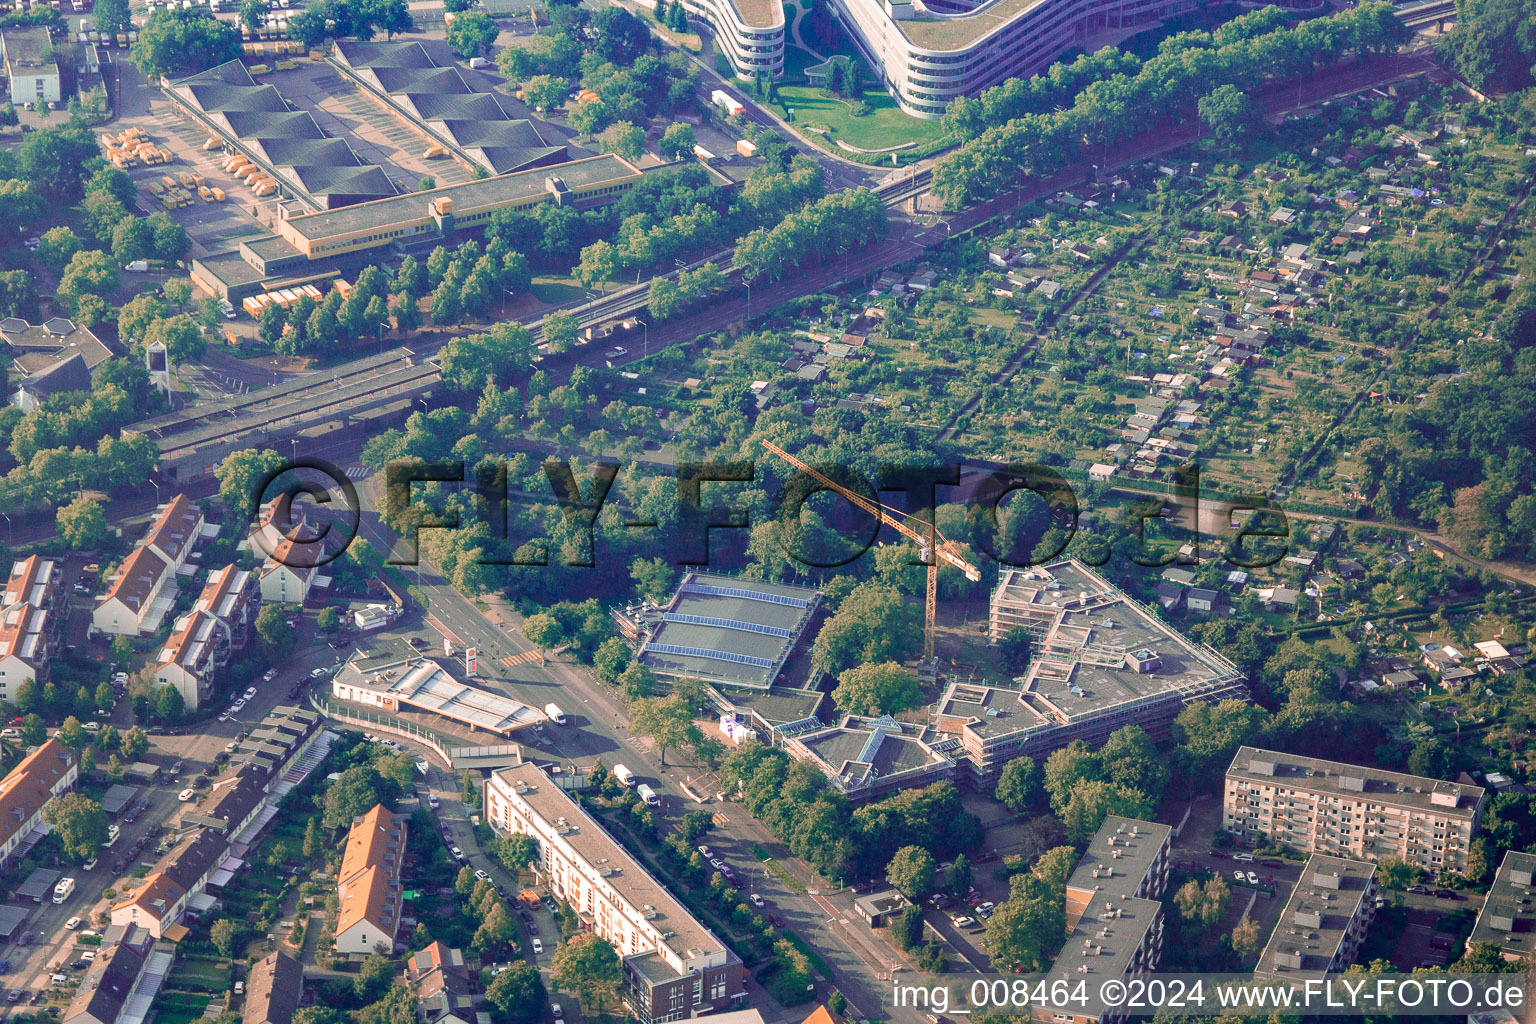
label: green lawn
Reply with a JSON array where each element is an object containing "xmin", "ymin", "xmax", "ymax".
[
  {"xmin": 774, "ymin": 47, "xmax": 947, "ymax": 158},
  {"xmin": 530, "ymin": 277, "xmax": 588, "ymax": 305}
]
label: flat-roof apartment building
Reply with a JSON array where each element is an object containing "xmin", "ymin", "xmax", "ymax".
[
  {"xmin": 1223, "ymin": 747, "xmax": 1484, "ymax": 873},
  {"xmin": 1468, "ymin": 851, "xmax": 1536, "ymax": 961},
  {"xmin": 0, "ymin": 556, "xmax": 63, "ymax": 700},
  {"xmin": 485, "ymin": 764, "xmax": 746, "ymax": 1023},
  {"xmin": 937, "ymin": 560, "xmax": 1246, "ymax": 787},
  {"xmin": 1032, "ymin": 816, "xmax": 1170, "ymax": 1024},
  {"xmin": 1254, "ymin": 854, "xmax": 1376, "ymax": 981}
]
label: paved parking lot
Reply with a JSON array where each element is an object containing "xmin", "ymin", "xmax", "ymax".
[{"xmin": 111, "ymin": 67, "xmax": 273, "ymax": 256}]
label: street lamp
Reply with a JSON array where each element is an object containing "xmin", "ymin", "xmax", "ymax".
[
  {"xmin": 149, "ymin": 479, "xmax": 161, "ymax": 505},
  {"xmin": 0, "ymin": 511, "xmax": 10, "ymax": 546},
  {"xmin": 744, "ymin": 281, "xmax": 752, "ymax": 319},
  {"xmin": 634, "ymin": 317, "xmax": 648, "ymax": 358}
]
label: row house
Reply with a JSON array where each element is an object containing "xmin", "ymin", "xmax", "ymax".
[{"xmin": 94, "ymin": 495, "xmax": 206, "ymax": 636}]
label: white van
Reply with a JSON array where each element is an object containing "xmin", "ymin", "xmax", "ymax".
[{"xmin": 53, "ymin": 877, "xmax": 76, "ymax": 904}]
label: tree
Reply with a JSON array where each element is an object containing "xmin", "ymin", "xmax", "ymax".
[
  {"xmin": 44, "ymin": 792, "xmax": 109, "ymax": 862},
  {"xmin": 120, "ymin": 725, "xmax": 148, "ymax": 759},
  {"xmin": 831, "ymin": 661, "xmax": 923, "ymax": 716},
  {"xmin": 473, "ymin": 901, "xmax": 517, "ymax": 954},
  {"xmin": 143, "ymin": 313, "xmax": 205, "ymax": 362},
  {"xmin": 58, "ymin": 250, "xmax": 119, "ymax": 313},
  {"xmin": 303, "ymin": 816, "xmax": 324, "ymax": 860},
  {"xmin": 324, "ymin": 765, "xmax": 397, "ymax": 828},
  {"xmin": 57, "ymin": 496, "xmax": 108, "ymax": 550},
  {"xmin": 607, "ymin": 121, "xmax": 646, "ymax": 162},
  {"xmin": 94, "ymin": 0, "xmax": 132, "ymax": 36},
  {"xmin": 491, "ymin": 833, "xmax": 538, "ymax": 873},
  {"xmin": 147, "ymin": 213, "xmax": 191, "ymax": 263},
  {"xmin": 995, "ymin": 755, "xmax": 1040, "ymax": 812},
  {"xmin": 659, "ymin": 122, "xmax": 696, "ymax": 160},
  {"xmin": 317, "ymin": 607, "xmax": 340, "ymax": 632},
  {"xmin": 629, "ymin": 695, "xmax": 698, "ymax": 766},
  {"xmin": 1231, "ymin": 917, "xmax": 1262, "ymax": 959},
  {"xmin": 811, "ymin": 583, "xmax": 922, "ymax": 676},
  {"xmin": 521, "ymin": 75, "xmax": 571, "ymax": 113},
  {"xmin": 541, "ymin": 310, "xmax": 578, "ymax": 353},
  {"xmin": 130, "ymin": 6, "xmax": 243, "ymax": 78},
  {"xmin": 1375, "ymin": 856, "xmax": 1420, "ymax": 890},
  {"xmin": 239, "ymin": 0, "xmax": 269, "ymax": 29},
  {"xmin": 154, "ymin": 685, "xmax": 185, "ymax": 724},
  {"xmin": 112, "ymin": 215, "xmax": 155, "ymax": 263},
  {"xmin": 354, "ymin": 954, "xmax": 394, "ymax": 1002},
  {"xmin": 1197, "ymin": 84, "xmax": 1261, "ymax": 147},
  {"xmin": 58, "ymin": 716, "xmax": 87, "ymax": 751},
  {"xmin": 985, "ymin": 873, "xmax": 1063, "ymax": 972},
  {"xmin": 445, "ymin": 10, "xmax": 497, "ymax": 58},
  {"xmin": 885, "ymin": 845, "xmax": 936, "ymax": 900},
  {"xmin": 485, "ymin": 961, "xmax": 545, "ymax": 1024},
  {"xmin": 942, "ymin": 854, "xmax": 972, "ymax": 897},
  {"xmin": 210, "ymin": 918, "xmax": 242, "ymax": 958},
  {"xmin": 1000, "ymin": 625, "xmax": 1032, "ymax": 675},
  {"xmin": 216, "ymin": 449, "xmax": 285, "ymax": 511},
  {"xmin": 35, "ymin": 226, "xmax": 82, "ymax": 273},
  {"xmin": 256, "ymin": 605, "xmax": 288, "ymax": 646},
  {"xmin": 551, "ymin": 934, "xmax": 621, "ymax": 1015}
]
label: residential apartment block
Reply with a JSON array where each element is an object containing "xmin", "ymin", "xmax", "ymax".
[
  {"xmin": 153, "ymin": 566, "xmax": 259, "ymax": 710},
  {"xmin": 0, "ymin": 739, "xmax": 78, "ymax": 871},
  {"xmin": 1468, "ymin": 851, "xmax": 1536, "ymax": 961},
  {"xmin": 111, "ymin": 829, "xmax": 228, "ymax": 939},
  {"xmin": 0, "ymin": 555, "xmax": 64, "ymax": 700},
  {"xmin": 62, "ymin": 924, "xmax": 156, "ymax": 1024},
  {"xmin": 94, "ymin": 496, "xmax": 206, "ymax": 636},
  {"xmin": 335, "ymin": 804, "xmax": 407, "ymax": 956},
  {"xmin": 1033, "ymin": 816, "xmax": 1171, "ymax": 1024},
  {"xmin": 485, "ymin": 763, "xmax": 746, "ymax": 1023},
  {"xmin": 938, "ymin": 560, "xmax": 1246, "ymax": 787},
  {"xmin": 1254, "ymin": 855, "xmax": 1377, "ymax": 981},
  {"xmin": 1223, "ymin": 747, "xmax": 1484, "ymax": 873},
  {"xmin": 244, "ymin": 952, "xmax": 304, "ymax": 1024}
]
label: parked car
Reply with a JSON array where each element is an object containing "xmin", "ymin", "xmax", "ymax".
[
  {"xmin": 1233, "ymin": 852, "xmax": 1254, "ymax": 863},
  {"xmin": 952, "ymin": 915, "xmax": 976, "ymax": 928},
  {"xmin": 1233, "ymin": 870, "xmax": 1246, "ymax": 882},
  {"xmin": 1406, "ymin": 885, "xmax": 1430, "ymax": 895},
  {"xmin": 244, "ymin": 687, "xmax": 257, "ymax": 698},
  {"xmin": 475, "ymin": 869, "xmax": 490, "ymax": 882},
  {"xmin": 530, "ymin": 939, "xmax": 543, "ymax": 955},
  {"xmin": 749, "ymin": 893, "xmax": 765, "ymax": 908},
  {"xmin": 262, "ymin": 669, "xmax": 277, "ymax": 682},
  {"xmin": 697, "ymin": 845, "xmax": 711, "ymax": 858},
  {"xmin": 1246, "ymin": 872, "xmax": 1260, "ymax": 886},
  {"xmin": 451, "ymin": 846, "xmax": 464, "ymax": 861},
  {"xmin": 709, "ymin": 859, "xmax": 724, "ymax": 870}
]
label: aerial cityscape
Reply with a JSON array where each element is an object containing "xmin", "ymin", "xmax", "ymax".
[{"xmin": 0, "ymin": 0, "xmax": 1532, "ymax": 1020}]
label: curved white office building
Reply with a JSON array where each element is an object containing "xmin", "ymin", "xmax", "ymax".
[
  {"xmin": 831, "ymin": 0, "xmax": 1204, "ymax": 117},
  {"xmin": 678, "ymin": 0, "xmax": 786, "ymax": 78}
]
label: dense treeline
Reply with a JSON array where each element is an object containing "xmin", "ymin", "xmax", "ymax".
[
  {"xmin": 720, "ymin": 740, "xmax": 982, "ymax": 882},
  {"xmin": 932, "ymin": 2, "xmax": 1408, "ymax": 207},
  {"xmin": 734, "ymin": 188, "xmax": 887, "ymax": 284},
  {"xmin": 1440, "ymin": 0, "xmax": 1536, "ymax": 91}
]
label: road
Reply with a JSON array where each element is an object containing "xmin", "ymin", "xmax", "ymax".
[{"xmin": 348, "ymin": 483, "xmax": 932, "ymax": 1021}]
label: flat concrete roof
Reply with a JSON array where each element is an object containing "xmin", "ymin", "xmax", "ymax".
[
  {"xmin": 1226, "ymin": 746, "xmax": 1484, "ymax": 819},
  {"xmin": 494, "ymin": 763, "xmax": 732, "ymax": 966},
  {"xmin": 1067, "ymin": 816, "xmax": 1170, "ymax": 899},
  {"xmin": 637, "ymin": 573, "xmax": 819, "ymax": 690},
  {"xmin": 1469, "ymin": 851, "xmax": 1536, "ymax": 958},
  {"xmin": 1255, "ymin": 854, "xmax": 1374, "ymax": 979},
  {"xmin": 941, "ymin": 559, "xmax": 1243, "ymax": 742},
  {"xmin": 724, "ymin": 0, "xmax": 785, "ymax": 29},
  {"xmin": 1038, "ymin": 892, "xmax": 1162, "ymax": 1015},
  {"xmin": 282, "ymin": 153, "xmax": 642, "ymax": 247}
]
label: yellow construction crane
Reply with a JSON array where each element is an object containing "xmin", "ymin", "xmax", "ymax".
[{"xmin": 762, "ymin": 440, "xmax": 981, "ymax": 662}]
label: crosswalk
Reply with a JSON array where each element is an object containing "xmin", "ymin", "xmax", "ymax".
[
  {"xmin": 344, "ymin": 466, "xmax": 371, "ymax": 480},
  {"xmin": 712, "ymin": 812, "xmax": 730, "ymax": 827},
  {"xmin": 498, "ymin": 649, "xmax": 544, "ymax": 667}
]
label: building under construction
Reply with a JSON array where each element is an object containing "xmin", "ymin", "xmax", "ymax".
[{"xmin": 936, "ymin": 559, "xmax": 1247, "ymax": 787}]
